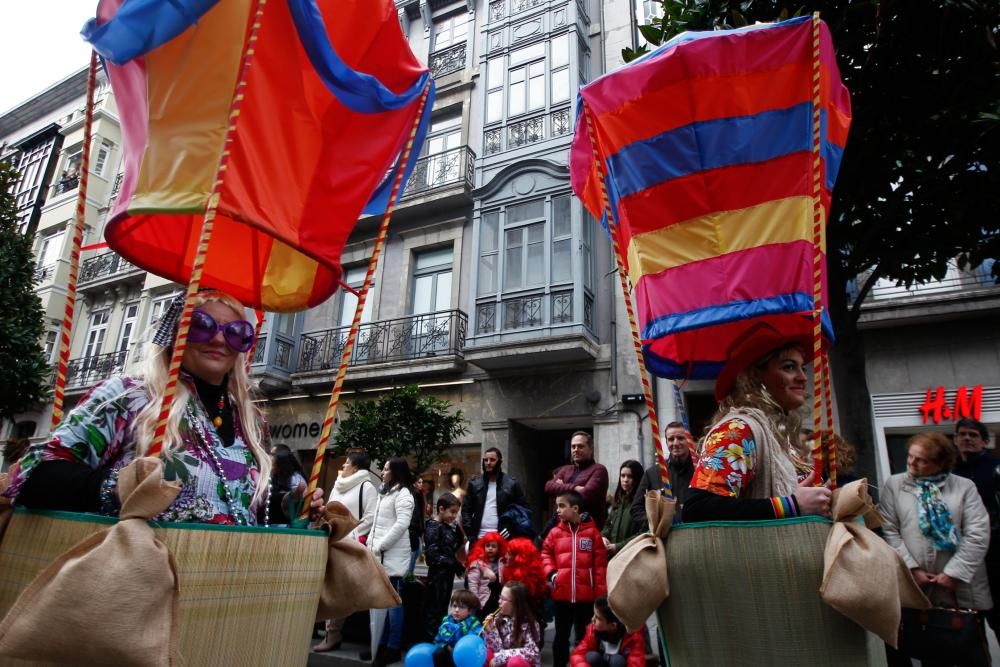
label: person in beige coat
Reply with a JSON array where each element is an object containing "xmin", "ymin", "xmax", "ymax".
[
  {"xmin": 880, "ymin": 431, "xmax": 992, "ymax": 665},
  {"xmin": 880, "ymin": 431, "xmax": 992, "ymax": 610}
]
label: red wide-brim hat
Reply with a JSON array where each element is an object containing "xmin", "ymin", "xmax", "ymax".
[{"xmin": 714, "ymin": 322, "xmax": 815, "ymax": 401}]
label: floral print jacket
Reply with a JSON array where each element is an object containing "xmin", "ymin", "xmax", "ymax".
[
  {"xmin": 2, "ymin": 375, "xmax": 264, "ymax": 525},
  {"xmin": 483, "ymin": 615, "xmax": 541, "ymax": 667}
]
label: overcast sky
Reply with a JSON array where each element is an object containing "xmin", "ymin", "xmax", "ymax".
[{"xmin": 0, "ymin": 1, "xmax": 95, "ymax": 113}]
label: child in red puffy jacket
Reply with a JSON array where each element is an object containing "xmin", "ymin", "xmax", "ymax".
[
  {"xmin": 570, "ymin": 597, "xmax": 644, "ymax": 667},
  {"xmin": 541, "ymin": 491, "xmax": 608, "ymax": 667}
]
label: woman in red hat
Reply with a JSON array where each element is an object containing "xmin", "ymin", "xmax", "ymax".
[{"xmin": 683, "ymin": 324, "xmax": 832, "ymax": 522}]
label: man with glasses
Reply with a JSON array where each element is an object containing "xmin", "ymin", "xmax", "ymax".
[
  {"xmin": 462, "ymin": 447, "xmax": 528, "ymax": 540},
  {"xmin": 953, "ymin": 417, "xmax": 1000, "ymax": 639}
]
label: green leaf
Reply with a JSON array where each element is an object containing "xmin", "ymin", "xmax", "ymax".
[{"xmin": 639, "ymin": 24, "xmax": 665, "ymax": 46}]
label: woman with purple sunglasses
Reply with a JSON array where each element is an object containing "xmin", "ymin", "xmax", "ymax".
[{"xmin": 3, "ymin": 289, "xmax": 322, "ymax": 526}]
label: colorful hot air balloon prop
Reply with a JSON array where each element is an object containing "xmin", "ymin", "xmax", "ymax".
[
  {"xmin": 84, "ymin": 0, "xmax": 434, "ymax": 312},
  {"xmin": 571, "ymin": 14, "xmax": 851, "ymax": 482}
]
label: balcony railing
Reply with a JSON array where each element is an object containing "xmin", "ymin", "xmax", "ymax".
[
  {"xmin": 52, "ymin": 174, "xmax": 79, "ymax": 196},
  {"xmin": 430, "ymin": 43, "xmax": 467, "ymax": 78},
  {"xmin": 250, "ymin": 334, "xmax": 296, "ymax": 373},
  {"xmin": 66, "ymin": 350, "xmax": 128, "ymax": 388},
  {"xmin": 33, "ymin": 264, "xmax": 54, "ymax": 282},
  {"xmin": 853, "ymin": 262, "xmax": 998, "ymax": 304},
  {"xmin": 109, "ymin": 173, "xmax": 123, "ymax": 203},
  {"xmin": 79, "ymin": 251, "xmax": 140, "ymax": 284},
  {"xmin": 298, "ymin": 309, "xmax": 467, "ymax": 373},
  {"xmin": 476, "ymin": 290, "xmax": 582, "ymax": 334},
  {"xmin": 402, "ymin": 146, "xmax": 475, "ymax": 199},
  {"xmin": 484, "ymin": 108, "xmax": 572, "ymax": 156}
]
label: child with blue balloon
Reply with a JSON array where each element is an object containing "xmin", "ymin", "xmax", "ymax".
[{"xmin": 430, "ymin": 589, "xmax": 483, "ymax": 666}]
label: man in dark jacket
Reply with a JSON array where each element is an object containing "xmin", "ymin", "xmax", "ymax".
[
  {"xmin": 544, "ymin": 431, "xmax": 610, "ymax": 529},
  {"xmin": 462, "ymin": 447, "xmax": 528, "ymax": 540},
  {"xmin": 952, "ymin": 417, "xmax": 1000, "ymax": 637},
  {"xmin": 632, "ymin": 422, "xmax": 695, "ymax": 530}
]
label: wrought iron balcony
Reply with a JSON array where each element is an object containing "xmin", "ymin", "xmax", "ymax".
[
  {"xmin": 402, "ymin": 146, "xmax": 475, "ymax": 199},
  {"xmin": 66, "ymin": 350, "xmax": 128, "ymax": 389},
  {"xmin": 250, "ymin": 334, "xmax": 295, "ymax": 373},
  {"xmin": 298, "ymin": 309, "xmax": 467, "ymax": 373},
  {"xmin": 484, "ymin": 108, "xmax": 572, "ymax": 156},
  {"xmin": 430, "ymin": 43, "xmax": 466, "ymax": 78},
  {"xmin": 110, "ymin": 173, "xmax": 123, "ymax": 203},
  {"xmin": 52, "ymin": 173, "xmax": 79, "ymax": 196},
  {"xmin": 79, "ymin": 251, "xmax": 140, "ymax": 285},
  {"xmin": 33, "ymin": 264, "xmax": 54, "ymax": 282},
  {"xmin": 476, "ymin": 290, "xmax": 587, "ymax": 334}
]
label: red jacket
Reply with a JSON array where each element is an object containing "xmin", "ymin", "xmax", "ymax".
[
  {"xmin": 541, "ymin": 517, "xmax": 607, "ymax": 603},
  {"xmin": 544, "ymin": 460, "xmax": 609, "ymax": 528},
  {"xmin": 569, "ymin": 625, "xmax": 645, "ymax": 667}
]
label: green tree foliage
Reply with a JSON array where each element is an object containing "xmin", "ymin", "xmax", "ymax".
[
  {"xmin": 623, "ymin": 1, "xmax": 1000, "ymax": 469},
  {"xmin": 333, "ymin": 384, "xmax": 469, "ymax": 474},
  {"xmin": 0, "ymin": 161, "xmax": 51, "ymax": 420}
]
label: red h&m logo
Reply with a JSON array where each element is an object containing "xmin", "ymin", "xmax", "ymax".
[{"xmin": 919, "ymin": 385, "xmax": 983, "ymax": 424}]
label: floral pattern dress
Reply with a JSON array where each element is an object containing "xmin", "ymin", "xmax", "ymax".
[
  {"xmin": 690, "ymin": 418, "xmax": 758, "ymax": 498},
  {"xmin": 483, "ymin": 615, "xmax": 541, "ymax": 667},
  {"xmin": 3, "ymin": 375, "xmax": 264, "ymax": 525}
]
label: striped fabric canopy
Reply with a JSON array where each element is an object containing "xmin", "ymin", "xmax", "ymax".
[
  {"xmin": 83, "ymin": 0, "xmax": 433, "ymax": 311},
  {"xmin": 571, "ymin": 16, "xmax": 851, "ymax": 380}
]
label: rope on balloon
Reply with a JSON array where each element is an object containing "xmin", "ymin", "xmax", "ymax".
[
  {"xmin": 50, "ymin": 51, "xmax": 99, "ymax": 430},
  {"xmin": 809, "ymin": 12, "xmax": 838, "ymax": 488},
  {"xmin": 300, "ymin": 82, "xmax": 433, "ymax": 520},
  {"xmin": 148, "ymin": 0, "xmax": 269, "ymax": 458},
  {"xmin": 583, "ymin": 104, "xmax": 672, "ymax": 498}
]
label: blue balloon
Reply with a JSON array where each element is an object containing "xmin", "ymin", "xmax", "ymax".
[
  {"xmin": 405, "ymin": 643, "xmax": 436, "ymax": 667},
  {"xmin": 453, "ymin": 635, "xmax": 487, "ymax": 667}
]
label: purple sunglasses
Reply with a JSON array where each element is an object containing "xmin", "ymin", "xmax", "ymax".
[{"xmin": 189, "ymin": 310, "xmax": 256, "ymax": 353}]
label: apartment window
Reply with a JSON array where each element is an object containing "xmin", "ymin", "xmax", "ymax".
[
  {"xmin": 478, "ymin": 211, "xmax": 500, "ymax": 296},
  {"xmin": 94, "ymin": 139, "xmax": 114, "ymax": 177},
  {"xmin": 150, "ymin": 291, "xmax": 181, "ymax": 325},
  {"xmin": 338, "ymin": 266, "xmax": 374, "ymax": 329},
  {"xmin": 433, "ymin": 12, "xmax": 469, "ymax": 50},
  {"xmin": 423, "ymin": 113, "xmax": 463, "ymax": 188},
  {"xmin": 551, "ymin": 195, "xmax": 572, "ymax": 283},
  {"xmin": 38, "ymin": 231, "xmax": 65, "ymax": 269},
  {"xmin": 55, "ymin": 146, "xmax": 82, "ymax": 195},
  {"xmin": 486, "ymin": 59, "xmax": 505, "ymax": 124},
  {"xmin": 551, "ymin": 33, "xmax": 570, "ymax": 103},
  {"xmin": 509, "ymin": 60, "xmax": 545, "ymax": 116},
  {"xmin": 477, "ymin": 193, "xmax": 588, "ymax": 334},
  {"xmin": 84, "ymin": 309, "xmax": 110, "ymax": 359},
  {"xmin": 503, "ymin": 200, "xmax": 546, "ymax": 290},
  {"xmin": 117, "ymin": 302, "xmax": 140, "ymax": 354},
  {"xmin": 43, "ymin": 330, "xmax": 58, "ymax": 363},
  {"xmin": 412, "ymin": 247, "xmax": 453, "ymax": 314}
]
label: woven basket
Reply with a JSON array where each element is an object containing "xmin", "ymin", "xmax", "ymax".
[
  {"xmin": 0, "ymin": 509, "xmax": 327, "ymax": 666},
  {"xmin": 658, "ymin": 516, "xmax": 887, "ymax": 667}
]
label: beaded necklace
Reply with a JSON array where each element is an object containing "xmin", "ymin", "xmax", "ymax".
[{"xmin": 185, "ymin": 401, "xmax": 271, "ymax": 527}]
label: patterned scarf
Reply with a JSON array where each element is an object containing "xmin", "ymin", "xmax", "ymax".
[{"xmin": 914, "ymin": 473, "xmax": 960, "ymax": 553}]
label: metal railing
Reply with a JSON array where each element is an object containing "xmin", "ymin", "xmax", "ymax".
[
  {"xmin": 402, "ymin": 145, "xmax": 475, "ymax": 198},
  {"xmin": 298, "ymin": 309, "xmax": 467, "ymax": 372},
  {"xmin": 79, "ymin": 251, "xmax": 139, "ymax": 284},
  {"xmin": 854, "ymin": 263, "xmax": 998, "ymax": 303},
  {"xmin": 430, "ymin": 43, "xmax": 466, "ymax": 78},
  {"xmin": 33, "ymin": 264, "xmax": 54, "ymax": 282},
  {"xmin": 485, "ymin": 108, "xmax": 572, "ymax": 156},
  {"xmin": 52, "ymin": 174, "xmax": 79, "ymax": 196},
  {"xmin": 66, "ymin": 349, "xmax": 128, "ymax": 388},
  {"xmin": 109, "ymin": 172, "xmax": 123, "ymax": 203},
  {"xmin": 476, "ymin": 290, "xmax": 584, "ymax": 335}
]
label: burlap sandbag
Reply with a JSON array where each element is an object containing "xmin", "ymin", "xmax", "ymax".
[
  {"xmin": 820, "ymin": 479, "xmax": 930, "ymax": 647},
  {"xmin": 0, "ymin": 457, "xmax": 181, "ymax": 666},
  {"xmin": 608, "ymin": 491, "xmax": 676, "ymax": 633},
  {"xmin": 0, "ymin": 474, "xmax": 11, "ymax": 544},
  {"xmin": 316, "ymin": 501, "xmax": 401, "ymax": 620}
]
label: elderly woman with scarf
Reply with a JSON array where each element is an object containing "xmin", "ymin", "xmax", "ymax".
[
  {"xmin": 683, "ymin": 323, "xmax": 832, "ymax": 522},
  {"xmin": 2, "ymin": 290, "xmax": 322, "ymax": 525},
  {"xmin": 880, "ymin": 431, "xmax": 992, "ymax": 665}
]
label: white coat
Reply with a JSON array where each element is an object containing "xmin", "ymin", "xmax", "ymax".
[
  {"xmin": 368, "ymin": 483, "xmax": 415, "ymax": 577},
  {"xmin": 880, "ymin": 471, "xmax": 993, "ymax": 610},
  {"xmin": 328, "ymin": 468, "xmax": 378, "ymax": 540}
]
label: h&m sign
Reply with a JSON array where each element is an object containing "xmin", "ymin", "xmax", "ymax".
[{"xmin": 919, "ymin": 385, "xmax": 983, "ymax": 424}]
